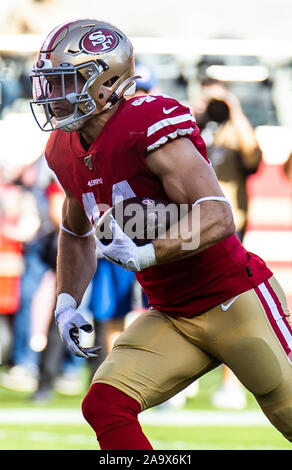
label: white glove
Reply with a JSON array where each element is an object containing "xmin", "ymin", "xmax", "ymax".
[
  {"xmin": 95, "ymin": 216, "xmax": 157, "ymax": 272},
  {"xmin": 55, "ymin": 293, "xmax": 101, "ymax": 358},
  {"xmin": 95, "ymin": 241, "xmax": 105, "ymax": 259}
]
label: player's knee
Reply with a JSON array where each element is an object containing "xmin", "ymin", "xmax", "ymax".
[
  {"xmin": 82, "ymin": 383, "xmax": 141, "ymax": 437},
  {"xmin": 82, "ymin": 383, "xmax": 118, "ymax": 434},
  {"xmin": 271, "ymin": 406, "xmax": 292, "ymax": 442},
  {"xmin": 82, "ymin": 384, "xmax": 102, "ymax": 432}
]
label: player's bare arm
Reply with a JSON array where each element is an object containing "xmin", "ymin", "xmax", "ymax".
[
  {"xmin": 57, "ymin": 190, "xmax": 97, "ymax": 305},
  {"xmin": 53, "ymin": 190, "xmax": 100, "ymax": 358},
  {"xmin": 146, "ymin": 137, "xmax": 236, "ymax": 264}
]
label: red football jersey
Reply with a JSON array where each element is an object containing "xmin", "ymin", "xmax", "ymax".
[{"xmin": 45, "ymin": 94, "xmax": 272, "ymax": 316}]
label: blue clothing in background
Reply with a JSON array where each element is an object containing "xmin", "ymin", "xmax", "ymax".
[
  {"xmin": 90, "ymin": 259, "xmax": 135, "ymax": 322},
  {"xmin": 13, "ymin": 240, "xmax": 47, "ymax": 371}
]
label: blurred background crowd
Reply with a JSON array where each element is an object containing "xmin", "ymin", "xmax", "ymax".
[{"xmin": 0, "ymin": 0, "xmax": 292, "ymax": 411}]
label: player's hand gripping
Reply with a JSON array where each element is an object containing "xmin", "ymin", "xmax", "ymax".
[
  {"xmin": 55, "ymin": 294, "xmax": 101, "ymax": 358},
  {"xmin": 95, "ymin": 216, "xmax": 157, "ymax": 272}
]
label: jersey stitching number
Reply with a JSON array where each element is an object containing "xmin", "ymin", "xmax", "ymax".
[
  {"xmin": 112, "ymin": 180, "xmax": 136, "ymax": 205},
  {"xmin": 131, "ymin": 95, "xmax": 156, "ymax": 107},
  {"xmin": 82, "ymin": 192, "xmax": 100, "ymax": 223},
  {"xmin": 82, "ymin": 181, "xmax": 136, "ymax": 222}
]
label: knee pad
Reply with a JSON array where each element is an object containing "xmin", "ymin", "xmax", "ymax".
[{"xmin": 82, "ymin": 383, "xmax": 141, "ymax": 437}]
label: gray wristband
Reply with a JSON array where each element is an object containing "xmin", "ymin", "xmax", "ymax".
[{"xmin": 55, "ymin": 293, "xmax": 77, "ymax": 318}]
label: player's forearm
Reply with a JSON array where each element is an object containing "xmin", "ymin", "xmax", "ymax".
[
  {"xmin": 153, "ymin": 202, "xmax": 235, "ymax": 265},
  {"xmin": 56, "ymin": 230, "xmax": 97, "ymax": 306}
]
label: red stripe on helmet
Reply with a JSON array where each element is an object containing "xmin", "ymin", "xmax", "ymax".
[{"xmin": 40, "ymin": 20, "xmax": 80, "ymax": 59}]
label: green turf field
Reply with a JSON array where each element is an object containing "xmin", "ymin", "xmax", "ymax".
[
  {"xmin": 0, "ymin": 423, "xmax": 290, "ymax": 450},
  {"xmin": 0, "ymin": 366, "xmax": 291, "ymax": 450}
]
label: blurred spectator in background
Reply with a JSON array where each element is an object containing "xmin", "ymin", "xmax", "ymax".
[
  {"xmin": 0, "ymin": 55, "xmax": 23, "ymax": 118},
  {"xmin": 0, "ymin": 0, "xmax": 70, "ymax": 118},
  {"xmin": 193, "ymin": 78, "xmax": 262, "ymax": 410},
  {"xmin": 5, "ymin": 0, "xmax": 67, "ymax": 34},
  {"xmin": 0, "ymin": 166, "xmax": 30, "ymax": 364},
  {"xmin": 1, "ymin": 158, "xmax": 90, "ymax": 399},
  {"xmin": 0, "ymin": 158, "xmax": 64, "ymax": 392},
  {"xmin": 283, "ymin": 151, "xmax": 292, "ymax": 181},
  {"xmin": 132, "ymin": 61, "xmax": 159, "ymax": 96}
]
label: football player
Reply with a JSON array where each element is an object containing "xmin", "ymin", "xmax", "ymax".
[{"xmin": 30, "ymin": 19, "xmax": 292, "ymax": 449}]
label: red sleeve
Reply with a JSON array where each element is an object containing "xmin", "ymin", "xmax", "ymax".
[{"xmin": 130, "ymin": 95, "xmax": 208, "ymax": 162}]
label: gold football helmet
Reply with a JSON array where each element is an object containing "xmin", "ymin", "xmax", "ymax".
[{"xmin": 30, "ymin": 19, "xmax": 137, "ymax": 131}]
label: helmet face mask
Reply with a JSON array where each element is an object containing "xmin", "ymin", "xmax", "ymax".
[
  {"xmin": 30, "ymin": 19, "xmax": 137, "ymax": 132},
  {"xmin": 30, "ymin": 61, "xmax": 104, "ymax": 131}
]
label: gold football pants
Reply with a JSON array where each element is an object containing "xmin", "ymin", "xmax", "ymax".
[{"xmin": 92, "ymin": 276, "xmax": 292, "ymax": 441}]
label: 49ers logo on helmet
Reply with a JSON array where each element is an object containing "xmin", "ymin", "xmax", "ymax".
[{"xmin": 81, "ymin": 28, "xmax": 119, "ymax": 54}]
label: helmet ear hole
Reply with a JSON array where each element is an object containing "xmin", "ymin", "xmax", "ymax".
[{"xmin": 103, "ymin": 76, "xmax": 119, "ymax": 88}]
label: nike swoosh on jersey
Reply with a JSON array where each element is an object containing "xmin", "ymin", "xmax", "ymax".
[
  {"xmin": 163, "ymin": 106, "xmax": 179, "ymax": 114},
  {"xmin": 221, "ymin": 295, "xmax": 239, "ymax": 311}
]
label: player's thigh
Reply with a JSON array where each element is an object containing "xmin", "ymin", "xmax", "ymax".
[
  {"xmin": 207, "ymin": 276, "xmax": 292, "ymax": 398},
  {"xmin": 91, "ymin": 308, "xmax": 218, "ymax": 411}
]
